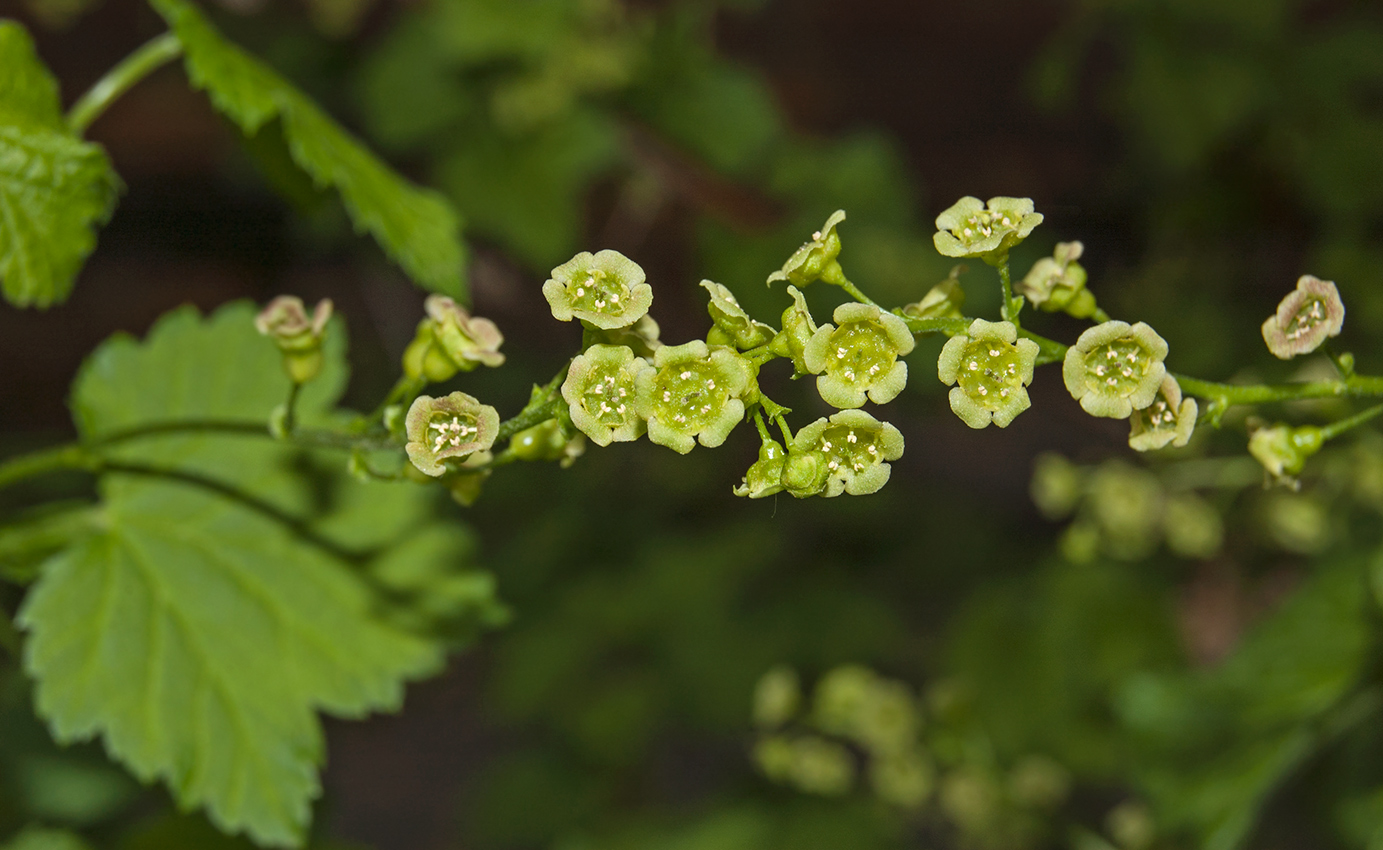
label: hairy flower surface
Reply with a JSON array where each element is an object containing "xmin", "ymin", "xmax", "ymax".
[
  {"xmin": 702, "ymin": 280, "xmax": 775, "ymax": 349},
  {"xmin": 903, "ymin": 268, "xmax": 966, "ymax": 320},
  {"xmin": 1261, "ymin": 274, "xmax": 1345, "ymax": 359},
  {"xmin": 403, "ymin": 295, "xmax": 505, "ymax": 382},
  {"xmin": 933, "ymin": 196, "xmax": 1042, "ymax": 263},
  {"xmin": 768, "ymin": 210, "xmax": 847, "ymax": 287},
  {"xmin": 1062, "ymin": 321, "xmax": 1168, "ymax": 418},
  {"xmin": 561, "ymin": 344, "xmax": 653, "ymax": 446},
  {"xmin": 255, "ymin": 295, "xmax": 333, "ymax": 382},
  {"xmin": 734, "ymin": 438, "xmax": 787, "ymax": 499},
  {"xmin": 404, "ymin": 391, "xmax": 500, "ymax": 477},
  {"xmin": 1128, "ymin": 376, "xmax": 1197, "ymax": 451},
  {"xmin": 1020, "ymin": 242, "xmax": 1094, "ymax": 317},
  {"xmin": 543, "ymin": 250, "xmax": 653, "ymax": 329},
  {"xmin": 936, "ymin": 319, "xmax": 1039, "ymax": 428},
  {"xmin": 635, "ymin": 341, "xmax": 754, "ymax": 453},
  {"xmin": 803, "ymin": 303, "xmax": 915, "ymax": 408},
  {"xmin": 789, "ymin": 409, "xmax": 904, "ymax": 497}
]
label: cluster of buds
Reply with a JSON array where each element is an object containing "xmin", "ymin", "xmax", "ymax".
[{"xmin": 255, "ymin": 296, "xmax": 333, "ymax": 383}]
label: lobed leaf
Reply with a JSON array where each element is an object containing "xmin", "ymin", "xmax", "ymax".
[{"xmin": 148, "ymin": 0, "xmax": 467, "ymax": 299}]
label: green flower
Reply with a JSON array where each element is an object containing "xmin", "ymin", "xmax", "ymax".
[
  {"xmin": 933, "ymin": 196, "xmax": 1043, "ymax": 264},
  {"xmin": 781, "ymin": 449, "xmax": 830, "ymax": 498},
  {"xmin": 634, "ymin": 340, "xmax": 754, "ymax": 454},
  {"xmin": 1248, "ymin": 422, "xmax": 1323, "ymax": 487},
  {"xmin": 768, "ymin": 210, "xmax": 847, "ymax": 287},
  {"xmin": 936, "ymin": 319, "xmax": 1039, "ymax": 428},
  {"xmin": 404, "ymin": 391, "xmax": 500, "ymax": 477},
  {"xmin": 1128, "ymin": 376, "xmax": 1197, "ymax": 451},
  {"xmin": 734, "ymin": 438, "xmax": 787, "ymax": 499},
  {"xmin": 1020, "ymin": 241, "xmax": 1096, "ymax": 318},
  {"xmin": 255, "ymin": 295, "xmax": 333, "ymax": 383},
  {"xmin": 1062, "ymin": 321, "xmax": 1168, "ymax": 418},
  {"xmin": 1261, "ymin": 274, "xmax": 1345, "ymax": 359},
  {"xmin": 768, "ymin": 285, "xmax": 819, "ymax": 375},
  {"xmin": 753, "ymin": 666, "xmax": 801, "ymax": 728},
  {"xmin": 561, "ymin": 344, "xmax": 654, "ymax": 447},
  {"xmin": 543, "ymin": 249, "xmax": 653, "ymax": 329},
  {"xmin": 902, "ymin": 266, "xmax": 966, "ymax": 320},
  {"xmin": 402, "ymin": 295, "xmax": 505, "ymax": 383},
  {"xmin": 803, "ymin": 303, "xmax": 916, "ymax": 408},
  {"xmin": 789, "ymin": 409, "xmax": 904, "ymax": 497},
  {"xmin": 702, "ymin": 280, "xmax": 775, "ymax": 349}
]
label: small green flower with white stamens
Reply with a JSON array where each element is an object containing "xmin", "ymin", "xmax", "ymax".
[
  {"xmin": 789, "ymin": 410, "xmax": 904, "ymax": 497},
  {"xmin": 768, "ymin": 210, "xmax": 847, "ymax": 288},
  {"xmin": 561, "ymin": 344, "xmax": 653, "ymax": 447},
  {"xmin": 903, "ymin": 267, "xmax": 966, "ymax": 320},
  {"xmin": 936, "ymin": 319, "xmax": 1039, "ymax": 429},
  {"xmin": 1261, "ymin": 274, "xmax": 1345, "ymax": 359},
  {"xmin": 543, "ymin": 249, "xmax": 653, "ymax": 329},
  {"xmin": 702, "ymin": 280, "xmax": 775, "ymax": 349},
  {"xmin": 1128, "ymin": 376, "xmax": 1198, "ymax": 452},
  {"xmin": 1020, "ymin": 241, "xmax": 1097, "ymax": 318},
  {"xmin": 803, "ymin": 303, "xmax": 915, "ymax": 409},
  {"xmin": 634, "ymin": 341, "xmax": 755, "ymax": 454},
  {"xmin": 734, "ymin": 438, "xmax": 787, "ymax": 499},
  {"xmin": 933, "ymin": 196, "xmax": 1043, "ymax": 265},
  {"xmin": 1062, "ymin": 321, "xmax": 1168, "ymax": 418},
  {"xmin": 769, "ymin": 285, "xmax": 819, "ymax": 376},
  {"xmin": 404, "ymin": 391, "xmax": 500, "ymax": 477}
]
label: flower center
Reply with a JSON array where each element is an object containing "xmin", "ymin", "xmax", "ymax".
[
  {"xmin": 814, "ymin": 425, "xmax": 883, "ymax": 476},
  {"xmin": 1083, "ymin": 339, "xmax": 1150, "ymax": 397},
  {"xmin": 428, "ymin": 413, "xmax": 481, "ymax": 453},
  {"xmin": 828, "ymin": 323, "xmax": 896, "ymax": 385},
  {"xmin": 1286, "ymin": 297, "xmax": 1328, "ymax": 340},
  {"xmin": 654, "ymin": 362, "xmax": 726, "ymax": 430},
  {"xmin": 581, "ymin": 365, "xmax": 635, "ymax": 426},
  {"xmin": 955, "ymin": 340, "xmax": 1024, "ymax": 409},
  {"xmin": 568, "ymin": 268, "xmax": 627, "ymax": 317},
  {"xmin": 1141, "ymin": 395, "xmax": 1178, "ymax": 430},
  {"xmin": 954, "ymin": 210, "xmax": 1018, "ymax": 246}
]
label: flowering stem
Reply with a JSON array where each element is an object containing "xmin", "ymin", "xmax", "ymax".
[
  {"xmin": 67, "ymin": 33, "xmax": 183, "ymax": 134},
  {"xmin": 1173, "ymin": 373, "xmax": 1383, "ymax": 408},
  {"xmin": 1320, "ymin": 403, "xmax": 1383, "ymax": 442},
  {"xmin": 835, "ymin": 276, "xmax": 880, "ymax": 308},
  {"xmin": 1091, "ymin": 307, "xmax": 1112, "ymax": 323},
  {"xmin": 752, "ymin": 411, "xmax": 773, "ymax": 443},
  {"xmin": 281, "ymin": 381, "xmax": 302, "ymax": 435},
  {"xmin": 997, "ymin": 259, "xmax": 1019, "ymax": 329}
]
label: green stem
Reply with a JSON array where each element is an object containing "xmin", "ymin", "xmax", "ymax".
[
  {"xmin": 1174, "ymin": 373, "xmax": 1383, "ymax": 407},
  {"xmin": 1091, "ymin": 307, "xmax": 1112, "ymax": 323},
  {"xmin": 496, "ymin": 400, "xmax": 563, "ymax": 444},
  {"xmin": 836, "ymin": 276, "xmax": 880, "ymax": 308},
  {"xmin": 367, "ymin": 375, "xmax": 426, "ymax": 428},
  {"xmin": 1320, "ymin": 403, "xmax": 1383, "ymax": 442},
  {"xmin": 282, "ymin": 381, "xmax": 302, "ymax": 435},
  {"xmin": 774, "ymin": 415, "xmax": 794, "ymax": 445},
  {"xmin": 752, "ymin": 411, "xmax": 773, "ymax": 443},
  {"xmin": 0, "ymin": 444, "xmax": 99, "ymax": 491},
  {"xmin": 67, "ymin": 33, "xmax": 183, "ymax": 134},
  {"xmin": 998, "ymin": 259, "xmax": 1019, "ymax": 329}
]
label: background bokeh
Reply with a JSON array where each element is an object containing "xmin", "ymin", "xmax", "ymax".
[{"xmin": 5, "ymin": 1, "xmax": 1383, "ymax": 849}]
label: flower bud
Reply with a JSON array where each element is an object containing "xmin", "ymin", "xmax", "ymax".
[
  {"xmin": 768, "ymin": 285, "xmax": 818, "ymax": 376},
  {"xmin": 1248, "ymin": 421, "xmax": 1323, "ymax": 486},
  {"xmin": 701, "ymin": 280, "xmax": 775, "ymax": 349},
  {"xmin": 255, "ymin": 296, "xmax": 332, "ymax": 383},
  {"xmin": 734, "ymin": 438, "xmax": 787, "ymax": 499},
  {"xmin": 1020, "ymin": 241, "xmax": 1095, "ymax": 316},
  {"xmin": 903, "ymin": 267, "xmax": 966, "ymax": 320},
  {"xmin": 768, "ymin": 210, "xmax": 847, "ymax": 288}
]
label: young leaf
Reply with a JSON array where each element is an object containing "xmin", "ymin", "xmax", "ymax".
[
  {"xmin": 0, "ymin": 22, "xmax": 120, "ymax": 308},
  {"xmin": 147, "ymin": 0, "xmax": 467, "ymax": 299},
  {"xmin": 17, "ymin": 304, "xmax": 476, "ymax": 847}
]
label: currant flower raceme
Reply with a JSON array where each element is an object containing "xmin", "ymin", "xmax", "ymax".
[
  {"xmin": 255, "ymin": 295, "xmax": 333, "ymax": 382},
  {"xmin": 803, "ymin": 303, "xmax": 915, "ymax": 409},
  {"xmin": 561, "ymin": 344, "xmax": 653, "ymax": 446},
  {"xmin": 1128, "ymin": 376, "xmax": 1197, "ymax": 452},
  {"xmin": 734, "ymin": 438, "xmax": 787, "ymax": 499},
  {"xmin": 902, "ymin": 267, "xmax": 966, "ymax": 320},
  {"xmin": 1020, "ymin": 241, "xmax": 1097, "ymax": 318},
  {"xmin": 767, "ymin": 210, "xmax": 848, "ymax": 288},
  {"xmin": 543, "ymin": 249, "xmax": 653, "ymax": 329},
  {"xmin": 634, "ymin": 340, "xmax": 755, "ymax": 454},
  {"xmin": 933, "ymin": 196, "xmax": 1043, "ymax": 265},
  {"xmin": 1261, "ymin": 274, "xmax": 1345, "ymax": 359},
  {"xmin": 768, "ymin": 285, "xmax": 819, "ymax": 376},
  {"xmin": 1248, "ymin": 421, "xmax": 1324, "ymax": 487},
  {"xmin": 1062, "ymin": 321, "xmax": 1168, "ymax": 418},
  {"xmin": 788, "ymin": 409, "xmax": 904, "ymax": 497},
  {"xmin": 402, "ymin": 295, "xmax": 505, "ymax": 383},
  {"xmin": 702, "ymin": 280, "xmax": 775, "ymax": 349},
  {"xmin": 936, "ymin": 319, "xmax": 1039, "ymax": 429},
  {"xmin": 404, "ymin": 391, "xmax": 501, "ymax": 477}
]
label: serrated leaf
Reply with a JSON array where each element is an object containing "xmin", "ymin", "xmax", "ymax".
[
  {"xmin": 0, "ymin": 22, "xmax": 120, "ymax": 309},
  {"xmin": 17, "ymin": 304, "xmax": 470, "ymax": 847},
  {"xmin": 147, "ymin": 0, "xmax": 466, "ymax": 299}
]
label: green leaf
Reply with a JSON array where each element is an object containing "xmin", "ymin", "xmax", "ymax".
[
  {"xmin": 16, "ymin": 303, "xmax": 487, "ymax": 847},
  {"xmin": 147, "ymin": 0, "xmax": 467, "ymax": 299},
  {"xmin": 0, "ymin": 22, "xmax": 120, "ymax": 308},
  {"xmin": 1, "ymin": 827, "xmax": 92, "ymax": 850}
]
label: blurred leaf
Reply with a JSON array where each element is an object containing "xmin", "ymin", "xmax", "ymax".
[
  {"xmin": 0, "ymin": 503, "xmax": 102, "ymax": 586},
  {"xmin": 352, "ymin": 16, "xmax": 474, "ymax": 154},
  {"xmin": 149, "ymin": 0, "xmax": 467, "ymax": 299},
  {"xmin": 0, "ymin": 827, "xmax": 91, "ymax": 850},
  {"xmin": 19, "ymin": 304, "xmax": 462, "ymax": 847},
  {"xmin": 0, "ymin": 22, "xmax": 120, "ymax": 308}
]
